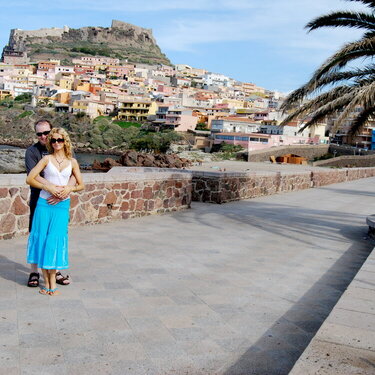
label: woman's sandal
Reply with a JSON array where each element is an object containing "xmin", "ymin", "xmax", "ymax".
[
  {"xmin": 49, "ymin": 288, "xmax": 60, "ymax": 296},
  {"xmin": 56, "ymin": 272, "xmax": 70, "ymax": 285},
  {"xmin": 27, "ymin": 272, "xmax": 40, "ymax": 287},
  {"xmin": 39, "ymin": 287, "xmax": 49, "ymax": 295}
]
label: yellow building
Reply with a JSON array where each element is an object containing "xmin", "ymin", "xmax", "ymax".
[
  {"xmin": 74, "ymin": 81, "xmax": 90, "ymax": 92},
  {"xmin": 71, "ymin": 100, "xmax": 89, "ymax": 113},
  {"xmin": 236, "ymin": 108, "xmax": 255, "ymax": 115},
  {"xmin": 117, "ymin": 100, "xmax": 157, "ymax": 122},
  {"xmin": 222, "ymin": 99, "xmax": 245, "ymax": 109},
  {"xmin": 57, "ymin": 78, "xmax": 74, "ymax": 90},
  {"xmin": 0, "ymin": 90, "xmax": 12, "ymax": 100},
  {"xmin": 56, "ymin": 92, "xmax": 71, "ymax": 105}
]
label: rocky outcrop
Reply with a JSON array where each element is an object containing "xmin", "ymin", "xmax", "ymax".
[
  {"xmin": 0, "ymin": 149, "xmax": 26, "ymax": 173},
  {"xmin": 92, "ymin": 151, "xmax": 191, "ymax": 171},
  {"xmin": 3, "ymin": 20, "xmax": 171, "ymax": 65}
]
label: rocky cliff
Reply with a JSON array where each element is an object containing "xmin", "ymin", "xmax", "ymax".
[{"xmin": 3, "ymin": 20, "xmax": 171, "ymax": 65}]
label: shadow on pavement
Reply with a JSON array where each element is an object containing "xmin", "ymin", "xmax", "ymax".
[
  {"xmin": 222, "ymin": 238, "xmax": 373, "ymax": 375},
  {"xmin": 0, "ymin": 254, "xmax": 30, "ymax": 286}
]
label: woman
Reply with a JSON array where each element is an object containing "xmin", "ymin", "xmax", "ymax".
[{"xmin": 26, "ymin": 128, "xmax": 84, "ymax": 296}]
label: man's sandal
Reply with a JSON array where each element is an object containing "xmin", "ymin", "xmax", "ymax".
[
  {"xmin": 27, "ymin": 272, "xmax": 40, "ymax": 287},
  {"xmin": 56, "ymin": 272, "xmax": 70, "ymax": 285}
]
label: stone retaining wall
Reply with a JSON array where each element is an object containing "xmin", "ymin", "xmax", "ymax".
[
  {"xmin": 0, "ymin": 167, "xmax": 192, "ymax": 240},
  {"xmin": 2, "ymin": 166, "xmax": 375, "ymax": 238},
  {"xmin": 193, "ymin": 167, "xmax": 375, "ymax": 203},
  {"xmin": 313, "ymin": 154, "xmax": 375, "ymax": 168},
  {"xmin": 245, "ymin": 144, "xmax": 330, "ymax": 162}
]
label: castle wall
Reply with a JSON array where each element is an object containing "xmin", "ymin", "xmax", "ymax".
[{"xmin": 12, "ymin": 27, "xmax": 68, "ymax": 39}]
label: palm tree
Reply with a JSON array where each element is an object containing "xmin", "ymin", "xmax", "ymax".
[{"xmin": 280, "ymin": 0, "xmax": 375, "ymax": 138}]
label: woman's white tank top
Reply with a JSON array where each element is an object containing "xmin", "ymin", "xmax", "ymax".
[{"xmin": 39, "ymin": 158, "xmax": 72, "ymax": 200}]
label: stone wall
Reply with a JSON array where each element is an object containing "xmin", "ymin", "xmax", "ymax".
[
  {"xmin": 246, "ymin": 145, "xmax": 330, "ymax": 162},
  {"xmin": 192, "ymin": 167, "xmax": 375, "ymax": 204},
  {"xmin": 329, "ymin": 144, "xmax": 375, "ymax": 156},
  {"xmin": 313, "ymin": 154, "xmax": 375, "ymax": 168},
  {"xmin": 2, "ymin": 166, "xmax": 375, "ymax": 239},
  {"xmin": 0, "ymin": 167, "xmax": 191, "ymax": 240}
]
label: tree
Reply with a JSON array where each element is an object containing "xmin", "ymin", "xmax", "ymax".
[{"xmin": 281, "ymin": 0, "xmax": 375, "ymax": 137}]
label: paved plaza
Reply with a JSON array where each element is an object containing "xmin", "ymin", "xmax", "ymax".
[{"xmin": 0, "ymin": 177, "xmax": 374, "ymax": 375}]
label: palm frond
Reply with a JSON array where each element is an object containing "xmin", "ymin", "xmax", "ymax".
[
  {"xmin": 309, "ymin": 66, "xmax": 375, "ymax": 88},
  {"xmin": 363, "ymin": 30, "xmax": 375, "ymax": 38},
  {"xmin": 311, "ymin": 37, "xmax": 375, "ymax": 81},
  {"xmin": 282, "ymin": 0, "xmax": 375, "ymax": 135},
  {"xmin": 306, "ymin": 11, "xmax": 375, "ymax": 32},
  {"xmin": 281, "ymin": 86, "xmax": 353, "ymax": 123},
  {"xmin": 298, "ymin": 90, "xmax": 358, "ymax": 131},
  {"xmin": 331, "ymin": 80, "xmax": 375, "ymax": 132},
  {"xmin": 280, "ymin": 66, "xmax": 374, "ymax": 111},
  {"xmin": 348, "ymin": 106, "xmax": 375, "ymax": 135}
]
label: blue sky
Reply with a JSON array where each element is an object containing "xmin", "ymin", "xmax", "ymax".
[{"xmin": 0, "ymin": 0, "xmax": 367, "ymax": 93}]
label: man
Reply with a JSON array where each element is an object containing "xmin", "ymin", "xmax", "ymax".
[{"xmin": 25, "ymin": 119, "xmax": 74, "ymax": 287}]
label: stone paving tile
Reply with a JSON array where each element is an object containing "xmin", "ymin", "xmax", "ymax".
[
  {"xmin": 20, "ymin": 346, "xmax": 64, "ymax": 366},
  {"xmin": 21, "ymin": 364, "xmax": 67, "ymax": 375},
  {"xmin": 345, "ymin": 285, "xmax": 375, "ymax": 301},
  {"xmin": 134, "ymin": 327, "xmax": 176, "ymax": 344},
  {"xmin": 0, "ymin": 345, "xmax": 19, "ymax": 369},
  {"xmin": 19, "ymin": 332, "xmax": 60, "ymax": 349},
  {"xmin": 333, "ymin": 296, "xmax": 375, "ymax": 315},
  {"xmin": 169, "ymin": 327, "xmax": 208, "ymax": 342},
  {"xmin": 110, "ymin": 359, "xmax": 159, "ymax": 375},
  {"xmin": 318, "ymin": 322, "xmax": 375, "ymax": 351},
  {"xmin": 66, "ymin": 361, "xmax": 113, "ymax": 375},
  {"xmin": 57, "ymin": 330, "xmax": 98, "ymax": 349},
  {"xmin": 142, "ymin": 340, "xmax": 187, "ymax": 359},
  {"xmin": 0, "ymin": 367, "xmax": 19, "ymax": 375},
  {"xmin": 17, "ymin": 318, "xmax": 56, "ymax": 336},
  {"xmin": 158, "ymin": 314, "xmax": 196, "ymax": 329},
  {"xmin": 290, "ymin": 339, "xmax": 375, "ymax": 375},
  {"xmin": 326, "ymin": 307, "xmax": 375, "ymax": 332}
]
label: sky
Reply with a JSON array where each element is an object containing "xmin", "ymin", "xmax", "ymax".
[{"xmin": 0, "ymin": 0, "xmax": 368, "ymax": 93}]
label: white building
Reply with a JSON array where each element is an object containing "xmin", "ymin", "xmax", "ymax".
[{"xmin": 211, "ymin": 117, "xmax": 261, "ymax": 133}]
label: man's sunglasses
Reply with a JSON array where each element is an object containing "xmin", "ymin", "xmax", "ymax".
[
  {"xmin": 36, "ymin": 130, "xmax": 50, "ymax": 137},
  {"xmin": 51, "ymin": 138, "xmax": 65, "ymax": 144}
]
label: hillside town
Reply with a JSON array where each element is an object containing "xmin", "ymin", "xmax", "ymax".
[{"xmin": 1, "ymin": 53, "xmax": 375, "ymax": 152}]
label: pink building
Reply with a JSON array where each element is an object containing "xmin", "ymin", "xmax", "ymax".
[{"xmin": 165, "ymin": 108, "xmax": 198, "ymax": 132}]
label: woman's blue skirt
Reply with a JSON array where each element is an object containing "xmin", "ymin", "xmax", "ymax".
[{"xmin": 27, "ymin": 197, "xmax": 70, "ymax": 270}]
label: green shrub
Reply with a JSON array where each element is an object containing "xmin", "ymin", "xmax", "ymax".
[
  {"xmin": 18, "ymin": 110, "xmax": 33, "ymax": 118},
  {"xmin": 113, "ymin": 120, "xmax": 142, "ymax": 128},
  {"xmin": 14, "ymin": 93, "xmax": 32, "ymax": 102}
]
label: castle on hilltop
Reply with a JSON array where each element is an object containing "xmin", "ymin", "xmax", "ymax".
[{"xmin": 1, "ymin": 20, "xmax": 165, "ymax": 65}]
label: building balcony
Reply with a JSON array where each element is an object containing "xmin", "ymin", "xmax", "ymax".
[{"xmin": 164, "ymin": 120, "xmax": 181, "ymax": 126}]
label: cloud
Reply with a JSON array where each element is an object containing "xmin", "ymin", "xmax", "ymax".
[{"xmin": 155, "ymin": 0, "xmax": 365, "ymax": 63}]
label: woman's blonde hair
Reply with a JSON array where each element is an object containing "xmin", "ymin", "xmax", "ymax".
[{"xmin": 46, "ymin": 127, "xmax": 73, "ymax": 159}]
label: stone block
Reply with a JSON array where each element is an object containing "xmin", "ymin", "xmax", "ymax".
[
  {"xmin": 143, "ymin": 187, "xmax": 153, "ymax": 199},
  {"xmin": 0, "ymin": 188, "xmax": 8, "ymax": 198},
  {"xmin": 120, "ymin": 201, "xmax": 129, "ymax": 211},
  {"xmin": 0, "ymin": 214, "xmax": 16, "ymax": 234},
  {"xmin": 104, "ymin": 191, "xmax": 116, "ymax": 204}
]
